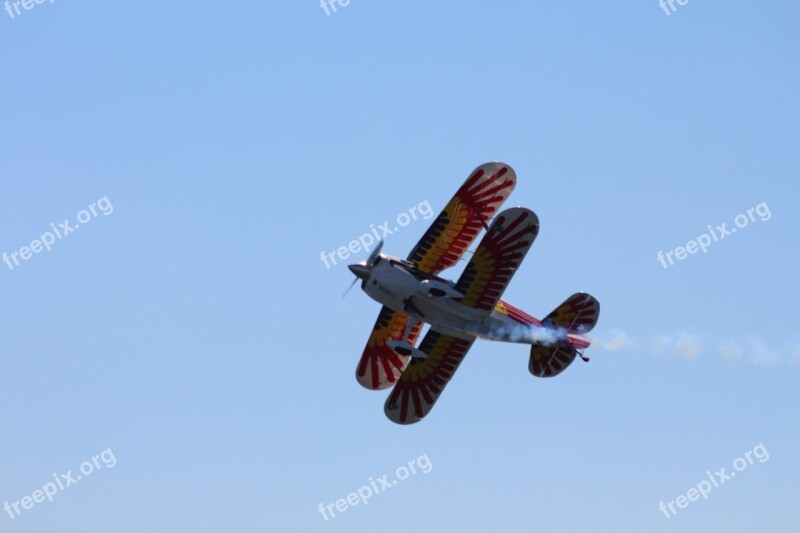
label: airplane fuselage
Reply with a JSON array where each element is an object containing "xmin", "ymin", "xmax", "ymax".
[{"xmin": 359, "ymin": 254, "xmax": 539, "ymax": 344}]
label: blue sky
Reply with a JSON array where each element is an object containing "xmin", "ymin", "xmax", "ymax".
[{"xmin": 1, "ymin": 1, "xmax": 798, "ymax": 531}]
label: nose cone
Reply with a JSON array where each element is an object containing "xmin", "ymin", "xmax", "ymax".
[{"xmin": 348, "ymin": 263, "xmax": 371, "ymax": 281}]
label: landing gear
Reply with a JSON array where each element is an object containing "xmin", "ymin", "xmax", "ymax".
[
  {"xmin": 387, "ymin": 340, "xmax": 428, "ymax": 359},
  {"xmin": 394, "ymin": 346, "xmax": 412, "ymax": 356},
  {"xmin": 402, "ymin": 297, "xmax": 424, "ymax": 319},
  {"xmin": 401, "ymin": 298, "xmax": 425, "ymax": 338}
]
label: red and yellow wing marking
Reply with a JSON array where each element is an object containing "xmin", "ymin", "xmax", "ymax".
[
  {"xmin": 543, "ymin": 293, "xmax": 601, "ymax": 334},
  {"xmin": 407, "ymin": 162, "xmax": 516, "ymax": 275},
  {"xmin": 384, "ymin": 330, "xmax": 475, "ymax": 424},
  {"xmin": 455, "ymin": 208, "xmax": 540, "ymax": 311},
  {"xmin": 529, "ymin": 342, "xmax": 578, "ymax": 378},
  {"xmin": 356, "ymin": 306, "xmax": 423, "ymax": 390}
]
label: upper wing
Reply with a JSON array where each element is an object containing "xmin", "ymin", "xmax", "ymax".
[
  {"xmin": 384, "ymin": 329, "xmax": 475, "ymax": 424},
  {"xmin": 356, "ymin": 306, "xmax": 424, "ymax": 390},
  {"xmin": 454, "ymin": 207, "xmax": 540, "ymax": 311},
  {"xmin": 406, "ymin": 162, "xmax": 516, "ymax": 275}
]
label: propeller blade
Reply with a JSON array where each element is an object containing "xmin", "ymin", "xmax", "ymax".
[
  {"xmin": 342, "ymin": 277, "xmax": 359, "ymax": 299},
  {"xmin": 344, "ymin": 241, "xmax": 382, "ymax": 299},
  {"xmin": 366, "ymin": 240, "xmax": 383, "ymax": 266}
]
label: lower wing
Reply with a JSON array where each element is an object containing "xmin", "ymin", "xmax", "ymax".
[
  {"xmin": 384, "ymin": 329, "xmax": 475, "ymax": 424},
  {"xmin": 356, "ymin": 306, "xmax": 424, "ymax": 390}
]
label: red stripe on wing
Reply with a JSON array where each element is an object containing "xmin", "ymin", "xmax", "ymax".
[
  {"xmin": 356, "ymin": 306, "xmax": 423, "ymax": 390},
  {"xmin": 407, "ymin": 163, "xmax": 516, "ymax": 275},
  {"xmin": 384, "ymin": 330, "xmax": 475, "ymax": 424},
  {"xmin": 455, "ymin": 208, "xmax": 540, "ymax": 311}
]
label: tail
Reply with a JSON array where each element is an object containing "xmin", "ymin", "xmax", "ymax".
[{"xmin": 529, "ymin": 293, "xmax": 600, "ymax": 378}]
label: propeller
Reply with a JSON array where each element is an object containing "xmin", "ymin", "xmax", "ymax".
[
  {"xmin": 343, "ymin": 240, "xmax": 383, "ymax": 298},
  {"xmin": 342, "ymin": 277, "xmax": 359, "ymax": 299},
  {"xmin": 366, "ymin": 239, "xmax": 383, "ymax": 266}
]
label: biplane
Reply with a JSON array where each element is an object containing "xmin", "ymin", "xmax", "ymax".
[{"xmin": 346, "ymin": 162, "xmax": 600, "ymax": 424}]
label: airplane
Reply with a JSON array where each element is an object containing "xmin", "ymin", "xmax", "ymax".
[{"xmin": 346, "ymin": 162, "xmax": 600, "ymax": 424}]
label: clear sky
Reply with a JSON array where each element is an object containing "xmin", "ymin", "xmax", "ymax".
[{"xmin": 1, "ymin": 1, "xmax": 798, "ymax": 532}]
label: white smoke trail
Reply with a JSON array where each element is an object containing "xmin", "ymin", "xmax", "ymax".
[
  {"xmin": 592, "ymin": 330, "xmax": 632, "ymax": 351},
  {"xmin": 674, "ymin": 333, "xmax": 704, "ymax": 361},
  {"xmin": 488, "ymin": 323, "xmax": 569, "ymax": 345},
  {"xmin": 720, "ymin": 341, "xmax": 744, "ymax": 363},
  {"xmin": 483, "ymin": 320, "xmax": 796, "ymax": 366},
  {"xmin": 586, "ymin": 330, "xmax": 796, "ymax": 366},
  {"xmin": 648, "ymin": 332, "xmax": 703, "ymax": 360},
  {"xmin": 747, "ymin": 339, "xmax": 781, "ymax": 366}
]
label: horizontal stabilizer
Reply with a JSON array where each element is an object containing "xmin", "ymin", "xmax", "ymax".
[
  {"xmin": 529, "ymin": 341, "xmax": 578, "ymax": 378},
  {"xmin": 542, "ymin": 293, "xmax": 600, "ymax": 334}
]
